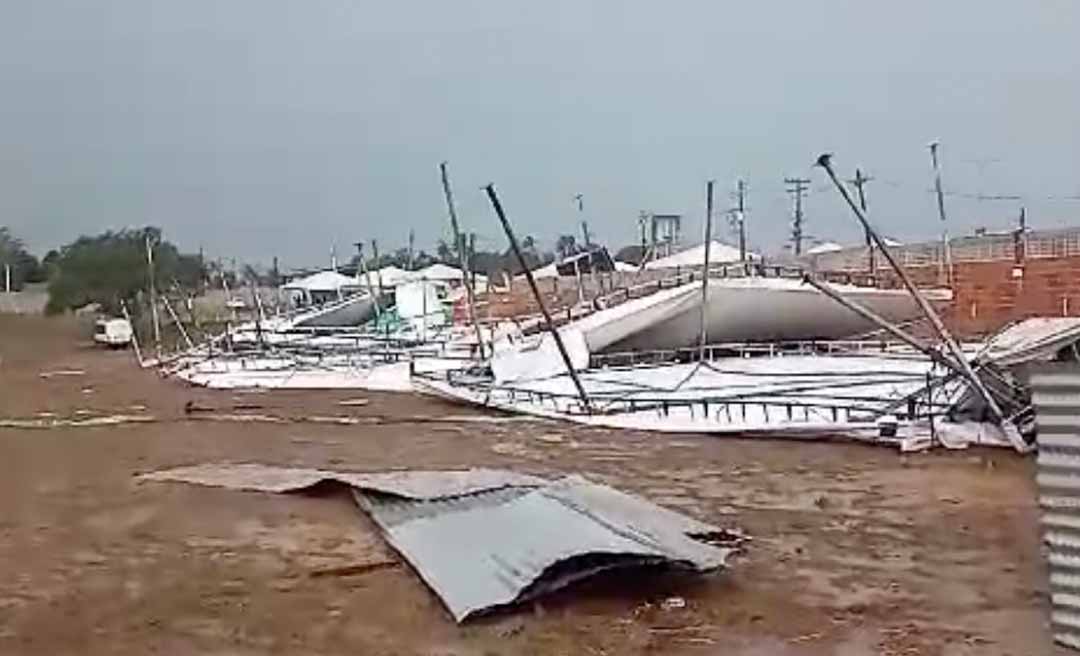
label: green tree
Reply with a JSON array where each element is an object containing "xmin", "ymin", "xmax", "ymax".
[
  {"xmin": 0, "ymin": 227, "xmax": 45, "ymax": 289},
  {"xmin": 45, "ymin": 227, "xmax": 205, "ymax": 315},
  {"xmin": 554, "ymin": 234, "xmax": 578, "ymax": 259}
]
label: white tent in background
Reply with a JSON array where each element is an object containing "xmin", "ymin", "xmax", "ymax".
[
  {"xmin": 282, "ymin": 270, "xmax": 359, "ymax": 292},
  {"xmin": 370, "ymin": 265, "xmax": 413, "ymax": 288},
  {"xmin": 531, "ymin": 262, "xmax": 560, "ymax": 279},
  {"xmin": 644, "ymin": 241, "xmax": 752, "ymax": 270},
  {"xmin": 806, "ymin": 241, "xmax": 844, "ymax": 255},
  {"xmin": 281, "ymin": 270, "xmax": 363, "ymax": 306},
  {"xmin": 415, "ymin": 263, "xmax": 488, "ymax": 288}
]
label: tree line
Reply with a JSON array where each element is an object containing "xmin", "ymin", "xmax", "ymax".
[{"xmin": 2, "ymin": 225, "xmax": 644, "ymax": 316}]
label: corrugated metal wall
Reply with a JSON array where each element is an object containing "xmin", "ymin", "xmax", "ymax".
[{"xmin": 1034, "ymin": 363, "xmax": 1080, "ymax": 650}]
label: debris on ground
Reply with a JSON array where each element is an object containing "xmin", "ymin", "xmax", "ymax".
[
  {"xmin": 138, "ymin": 464, "xmax": 745, "ymax": 622},
  {"xmin": 337, "ymin": 398, "xmax": 370, "ymax": 407},
  {"xmin": 38, "ymin": 369, "xmax": 86, "ymax": 379}
]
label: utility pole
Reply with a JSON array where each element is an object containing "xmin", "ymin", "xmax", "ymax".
[
  {"xmin": 370, "ymin": 239, "xmax": 382, "ymax": 288},
  {"xmin": 638, "ymin": 211, "xmax": 649, "ymax": 257},
  {"xmin": 929, "ymin": 141, "xmax": 953, "ymax": 287},
  {"xmin": 439, "ymin": 161, "xmax": 487, "ymax": 359},
  {"xmin": 575, "ymin": 194, "xmax": 591, "ymax": 246},
  {"xmin": 784, "ymin": 177, "xmax": 811, "ymax": 256},
  {"xmin": 849, "ymin": 169, "xmax": 875, "ymax": 274},
  {"xmin": 735, "ymin": 179, "xmax": 747, "ymax": 261},
  {"xmin": 407, "ymin": 229, "xmax": 415, "ymax": 271},
  {"xmin": 1015, "ymin": 206, "xmax": 1028, "ymax": 264},
  {"xmin": 145, "ymin": 233, "xmax": 161, "ymax": 357}
]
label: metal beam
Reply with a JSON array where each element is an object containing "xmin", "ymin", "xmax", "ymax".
[
  {"xmin": 485, "ymin": 183, "xmax": 592, "ymax": 412},
  {"xmin": 440, "ymin": 162, "xmax": 487, "ymax": 360},
  {"xmin": 815, "ymin": 153, "xmax": 1025, "ymax": 451}
]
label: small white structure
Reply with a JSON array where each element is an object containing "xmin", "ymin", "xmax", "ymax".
[
  {"xmin": 395, "ymin": 280, "xmax": 450, "ymax": 336},
  {"xmin": 94, "ymin": 317, "xmax": 133, "ymax": 347},
  {"xmin": 644, "ymin": 241, "xmax": 752, "ymax": 270}
]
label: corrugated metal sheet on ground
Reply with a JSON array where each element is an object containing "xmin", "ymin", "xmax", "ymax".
[
  {"xmin": 1034, "ymin": 363, "xmax": 1080, "ymax": 650},
  {"xmin": 354, "ymin": 474, "xmax": 739, "ymax": 621},
  {"xmin": 137, "ymin": 463, "xmax": 546, "ymax": 498},
  {"xmin": 139, "ymin": 464, "xmax": 742, "ymax": 622}
]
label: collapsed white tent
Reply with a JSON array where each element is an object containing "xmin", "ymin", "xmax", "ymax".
[{"xmin": 644, "ymin": 241, "xmax": 753, "ymax": 270}]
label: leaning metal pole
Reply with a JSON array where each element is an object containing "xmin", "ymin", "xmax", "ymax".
[
  {"xmin": 160, "ymin": 295, "xmax": 195, "ymax": 351},
  {"xmin": 699, "ymin": 180, "xmax": 714, "ymax": 362},
  {"xmin": 440, "ymin": 162, "xmax": 487, "ymax": 360},
  {"xmin": 802, "ymin": 274, "xmax": 962, "ymax": 375},
  {"xmin": 353, "ymin": 242, "xmax": 383, "ymax": 320},
  {"xmin": 119, "ymin": 299, "xmax": 144, "ymax": 367},
  {"xmin": 815, "ymin": 154, "xmax": 1022, "ymax": 450},
  {"xmin": 484, "ymin": 183, "xmax": 592, "ymax": 413}
]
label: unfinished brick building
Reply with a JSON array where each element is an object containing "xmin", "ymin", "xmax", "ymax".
[{"xmin": 808, "ymin": 227, "xmax": 1080, "ymax": 337}]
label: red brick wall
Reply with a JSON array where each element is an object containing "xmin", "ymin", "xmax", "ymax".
[{"xmin": 870, "ymin": 256, "xmax": 1080, "ymax": 337}]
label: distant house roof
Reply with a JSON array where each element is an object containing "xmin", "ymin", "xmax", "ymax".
[
  {"xmin": 281, "ymin": 270, "xmax": 360, "ymax": 292},
  {"xmin": 644, "ymin": 241, "xmax": 753, "ymax": 270}
]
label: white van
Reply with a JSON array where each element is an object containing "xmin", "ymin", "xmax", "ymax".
[{"xmin": 94, "ymin": 317, "xmax": 133, "ymax": 348}]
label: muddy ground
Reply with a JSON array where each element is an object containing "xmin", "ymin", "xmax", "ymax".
[{"xmin": 0, "ymin": 315, "xmax": 1059, "ymax": 655}]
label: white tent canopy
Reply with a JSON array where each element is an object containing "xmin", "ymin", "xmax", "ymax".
[
  {"xmin": 644, "ymin": 241, "xmax": 753, "ymax": 270},
  {"xmin": 414, "ymin": 263, "xmax": 488, "ymax": 287},
  {"xmin": 281, "ymin": 270, "xmax": 360, "ymax": 293},
  {"xmin": 370, "ymin": 265, "xmax": 413, "ymax": 287},
  {"xmin": 806, "ymin": 241, "xmax": 844, "ymax": 255}
]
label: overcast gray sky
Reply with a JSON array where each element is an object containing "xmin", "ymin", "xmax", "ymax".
[{"xmin": 1, "ymin": 1, "xmax": 1078, "ymax": 268}]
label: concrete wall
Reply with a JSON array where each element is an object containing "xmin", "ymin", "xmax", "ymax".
[{"xmin": 0, "ymin": 284, "xmax": 48, "ymax": 315}]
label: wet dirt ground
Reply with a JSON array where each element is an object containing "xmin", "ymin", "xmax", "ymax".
[{"xmin": 0, "ymin": 315, "xmax": 1059, "ymax": 654}]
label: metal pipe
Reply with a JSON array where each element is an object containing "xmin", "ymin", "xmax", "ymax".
[
  {"xmin": 815, "ymin": 154, "xmax": 1021, "ymax": 449},
  {"xmin": 485, "ymin": 183, "xmax": 591, "ymax": 412},
  {"xmin": 353, "ymin": 242, "xmax": 383, "ymax": 320},
  {"xmin": 161, "ymin": 295, "xmax": 195, "ymax": 350},
  {"xmin": 802, "ymin": 275, "xmax": 961, "ymax": 375},
  {"xmin": 439, "ymin": 162, "xmax": 487, "ymax": 359},
  {"xmin": 119, "ymin": 299, "xmax": 144, "ymax": 366},
  {"xmin": 699, "ymin": 180, "xmax": 714, "ymax": 362}
]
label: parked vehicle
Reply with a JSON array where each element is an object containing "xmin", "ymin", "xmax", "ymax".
[{"xmin": 94, "ymin": 317, "xmax": 133, "ymax": 348}]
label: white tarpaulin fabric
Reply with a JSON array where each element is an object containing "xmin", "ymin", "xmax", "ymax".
[{"xmin": 980, "ymin": 318, "xmax": 1080, "ymax": 366}]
